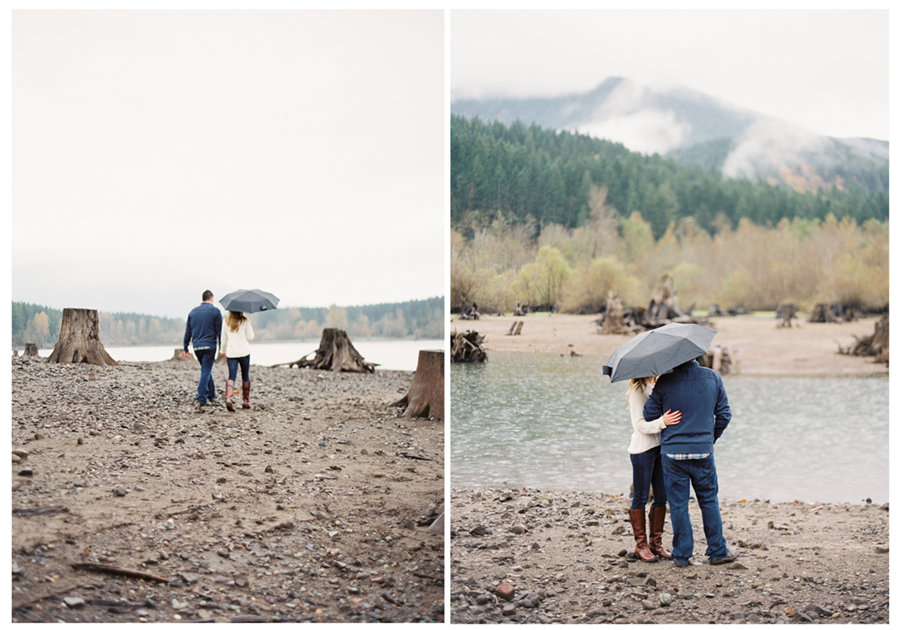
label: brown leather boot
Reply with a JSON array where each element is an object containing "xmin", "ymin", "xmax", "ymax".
[
  {"xmin": 649, "ymin": 505, "xmax": 672, "ymax": 559},
  {"xmin": 628, "ymin": 508, "xmax": 657, "ymax": 562},
  {"xmin": 241, "ymin": 382, "xmax": 251, "ymax": 409},
  {"xmin": 225, "ymin": 380, "xmax": 235, "ymax": 412}
]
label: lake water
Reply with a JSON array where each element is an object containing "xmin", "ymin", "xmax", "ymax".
[
  {"xmin": 451, "ymin": 351, "xmax": 889, "ymax": 505},
  {"xmin": 36, "ymin": 339, "xmax": 444, "ymax": 372}
]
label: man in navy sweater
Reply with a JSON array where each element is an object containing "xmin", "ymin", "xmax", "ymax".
[
  {"xmin": 643, "ymin": 357, "xmax": 737, "ymax": 567},
  {"xmin": 183, "ymin": 290, "xmax": 223, "ymax": 408}
]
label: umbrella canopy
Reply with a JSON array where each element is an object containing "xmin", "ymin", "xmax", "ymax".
[
  {"xmin": 602, "ymin": 322, "xmax": 717, "ymax": 383},
  {"xmin": 219, "ymin": 289, "xmax": 280, "ymax": 314}
]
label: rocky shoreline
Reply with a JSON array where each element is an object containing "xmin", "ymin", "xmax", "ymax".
[
  {"xmin": 450, "ymin": 487, "xmax": 888, "ymax": 624},
  {"xmin": 11, "ymin": 356, "xmax": 444, "ymax": 623}
]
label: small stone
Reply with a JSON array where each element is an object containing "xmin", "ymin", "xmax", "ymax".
[
  {"xmin": 469, "ymin": 525, "xmax": 490, "ymax": 537},
  {"xmin": 658, "ymin": 593, "xmax": 672, "ymax": 606},
  {"xmin": 509, "ymin": 524, "xmax": 526, "ymax": 535},
  {"xmin": 64, "ymin": 597, "xmax": 86, "ymax": 608},
  {"xmin": 12, "ymin": 449, "xmax": 28, "ymax": 459},
  {"xmin": 177, "ymin": 572, "xmax": 198, "ymax": 585},
  {"xmin": 18, "ymin": 468, "xmax": 33, "ymax": 477},
  {"xmin": 496, "ymin": 582, "xmax": 516, "ymax": 601},
  {"xmin": 112, "ymin": 487, "xmax": 127, "ymax": 497},
  {"xmin": 501, "ymin": 604, "xmax": 516, "ymax": 617},
  {"xmin": 475, "ymin": 593, "xmax": 492, "ymax": 605},
  {"xmin": 642, "ymin": 598, "xmax": 659, "ymax": 610},
  {"xmin": 265, "ymin": 465, "xmax": 274, "ymax": 473},
  {"xmin": 234, "ymin": 575, "xmax": 248, "ymax": 587}
]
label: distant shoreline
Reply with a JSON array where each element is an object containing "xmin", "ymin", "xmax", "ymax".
[{"xmin": 451, "ymin": 313, "xmax": 887, "ymax": 377}]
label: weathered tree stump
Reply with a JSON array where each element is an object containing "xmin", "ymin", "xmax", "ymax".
[
  {"xmin": 169, "ymin": 349, "xmax": 193, "ymax": 362},
  {"xmin": 287, "ymin": 328, "xmax": 376, "ymax": 372},
  {"xmin": 24, "ymin": 343, "xmax": 39, "ymax": 357},
  {"xmin": 839, "ymin": 313, "xmax": 889, "ymax": 363},
  {"xmin": 48, "ymin": 308, "xmax": 117, "ymax": 366},
  {"xmin": 389, "ymin": 350, "xmax": 444, "ymax": 420},
  {"xmin": 601, "ymin": 292, "xmax": 628, "ymax": 334},
  {"xmin": 697, "ymin": 345, "xmax": 737, "ymax": 375},
  {"xmin": 451, "ymin": 330, "xmax": 487, "ymax": 362}
]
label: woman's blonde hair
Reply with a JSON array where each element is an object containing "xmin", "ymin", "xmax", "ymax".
[
  {"xmin": 226, "ymin": 311, "xmax": 246, "ymax": 333},
  {"xmin": 626, "ymin": 376, "xmax": 656, "ymax": 406}
]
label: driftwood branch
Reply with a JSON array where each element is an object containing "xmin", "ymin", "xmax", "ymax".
[{"xmin": 71, "ymin": 562, "xmax": 169, "ymax": 583}]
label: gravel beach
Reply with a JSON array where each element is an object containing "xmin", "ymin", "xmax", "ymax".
[
  {"xmin": 450, "ymin": 488, "xmax": 888, "ymax": 624},
  {"xmin": 450, "ymin": 313, "xmax": 889, "ymax": 624},
  {"xmin": 11, "ymin": 356, "xmax": 444, "ymax": 623}
]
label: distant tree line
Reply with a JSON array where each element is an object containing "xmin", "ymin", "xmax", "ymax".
[
  {"xmin": 11, "ymin": 297, "xmax": 444, "ymax": 348},
  {"xmin": 451, "ymin": 115, "xmax": 888, "ymax": 241}
]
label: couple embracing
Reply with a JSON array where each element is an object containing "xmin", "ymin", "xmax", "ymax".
[{"xmin": 624, "ymin": 354, "xmax": 738, "ymax": 568}]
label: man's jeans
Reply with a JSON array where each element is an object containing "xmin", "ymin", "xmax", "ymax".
[
  {"xmin": 630, "ymin": 446, "xmax": 667, "ymax": 510},
  {"xmin": 662, "ymin": 454, "xmax": 729, "ymax": 562},
  {"xmin": 194, "ymin": 348, "xmax": 217, "ymax": 404}
]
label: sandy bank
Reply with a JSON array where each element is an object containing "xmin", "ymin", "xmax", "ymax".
[
  {"xmin": 451, "ymin": 313, "xmax": 887, "ymax": 377},
  {"xmin": 11, "ymin": 357, "xmax": 444, "ymax": 623},
  {"xmin": 450, "ymin": 487, "xmax": 889, "ymax": 624}
]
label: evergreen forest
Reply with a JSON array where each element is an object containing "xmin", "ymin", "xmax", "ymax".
[{"xmin": 451, "ymin": 115, "xmax": 888, "ymax": 240}]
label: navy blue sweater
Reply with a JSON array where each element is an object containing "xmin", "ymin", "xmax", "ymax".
[
  {"xmin": 183, "ymin": 302, "xmax": 223, "ymax": 352},
  {"xmin": 643, "ymin": 361, "xmax": 732, "ymax": 455}
]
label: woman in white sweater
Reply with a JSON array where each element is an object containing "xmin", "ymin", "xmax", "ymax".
[
  {"xmin": 220, "ymin": 311, "xmax": 255, "ymax": 412},
  {"xmin": 627, "ymin": 376, "xmax": 681, "ymax": 562}
]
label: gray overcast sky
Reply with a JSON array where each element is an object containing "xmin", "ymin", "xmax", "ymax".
[
  {"xmin": 451, "ymin": 9, "xmax": 888, "ymax": 141},
  {"xmin": 12, "ymin": 10, "xmax": 444, "ymax": 319}
]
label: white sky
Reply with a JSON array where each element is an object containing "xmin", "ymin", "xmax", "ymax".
[
  {"xmin": 451, "ymin": 9, "xmax": 889, "ymax": 142},
  {"xmin": 11, "ymin": 10, "xmax": 445, "ymax": 319}
]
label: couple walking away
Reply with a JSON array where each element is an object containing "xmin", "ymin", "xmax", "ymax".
[
  {"xmin": 625, "ymin": 356, "xmax": 738, "ymax": 567},
  {"xmin": 183, "ymin": 290, "xmax": 254, "ymax": 412}
]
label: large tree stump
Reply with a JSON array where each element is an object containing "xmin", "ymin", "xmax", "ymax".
[
  {"xmin": 389, "ymin": 350, "xmax": 444, "ymax": 420},
  {"xmin": 24, "ymin": 343, "xmax": 39, "ymax": 357},
  {"xmin": 839, "ymin": 313, "xmax": 889, "ymax": 363},
  {"xmin": 288, "ymin": 328, "xmax": 376, "ymax": 372},
  {"xmin": 169, "ymin": 349, "xmax": 193, "ymax": 362},
  {"xmin": 48, "ymin": 308, "xmax": 117, "ymax": 366},
  {"xmin": 451, "ymin": 330, "xmax": 487, "ymax": 362}
]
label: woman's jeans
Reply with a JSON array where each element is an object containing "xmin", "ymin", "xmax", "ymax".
[
  {"xmin": 630, "ymin": 446, "xmax": 667, "ymax": 510},
  {"xmin": 662, "ymin": 454, "xmax": 729, "ymax": 562},
  {"xmin": 227, "ymin": 355, "xmax": 250, "ymax": 383}
]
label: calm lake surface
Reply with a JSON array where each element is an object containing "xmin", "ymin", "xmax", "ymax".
[
  {"xmin": 451, "ymin": 351, "xmax": 889, "ymax": 504},
  {"xmin": 37, "ymin": 339, "xmax": 444, "ymax": 372}
]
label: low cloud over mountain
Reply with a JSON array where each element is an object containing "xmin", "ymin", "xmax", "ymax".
[{"xmin": 452, "ymin": 77, "xmax": 887, "ymax": 194}]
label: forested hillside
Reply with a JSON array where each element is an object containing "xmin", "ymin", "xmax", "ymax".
[
  {"xmin": 12, "ymin": 297, "xmax": 444, "ymax": 348},
  {"xmin": 451, "ymin": 116, "xmax": 888, "ymax": 315},
  {"xmin": 451, "ymin": 115, "xmax": 888, "ymax": 240}
]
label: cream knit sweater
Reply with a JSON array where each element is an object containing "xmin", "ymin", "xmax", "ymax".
[
  {"xmin": 220, "ymin": 319, "xmax": 255, "ymax": 359},
  {"xmin": 626, "ymin": 383, "xmax": 667, "ymax": 454}
]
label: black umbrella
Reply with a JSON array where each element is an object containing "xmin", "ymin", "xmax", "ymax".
[
  {"xmin": 602, "ymin": 322, "xmax": 717, "ymax": 383},
  {"xmin": 219, "ymin": 289, "xmax": 280, "ymax": 314}
]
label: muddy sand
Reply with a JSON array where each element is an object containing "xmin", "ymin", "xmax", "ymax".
[
  {"xmin": 449, "ymin": 313, "xmax": 888, "ymax": 624},
  {"xmin": 11, "ymin": 356, "xmax": 444, "ymax": 623}
]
